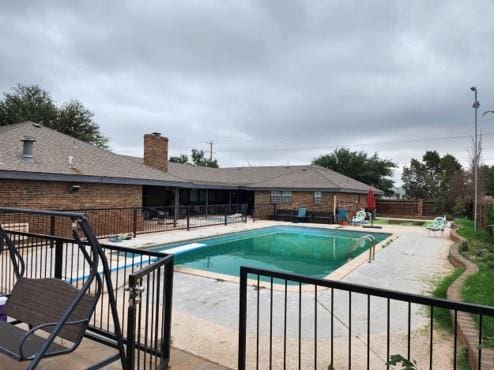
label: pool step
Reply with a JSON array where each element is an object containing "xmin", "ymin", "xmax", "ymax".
[{"xmin": 165, "ymin": 242, "xmax": 207, "ymax": 255}]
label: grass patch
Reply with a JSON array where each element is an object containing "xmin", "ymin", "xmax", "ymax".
[
  {"xmin": 462, "ymin": 269, "xmax": 494, "ymax": 338},
  {"xmin": 454, "ymin": 218, "xmax": 494, "ymax": 341},
  {"xmin": 431, "ymin": 268, "xmax": 464, "ymax": 331},
  {"xmin": 457, "ymin": 346, "xmax": 471, "ymax": 370},
  {"xmin": 455, "ymin": 218, "xmax": 493, "ymax": 244}
]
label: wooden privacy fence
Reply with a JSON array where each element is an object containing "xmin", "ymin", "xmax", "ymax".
[
  {"xmin": 376, "ymin": 199, "xmax": 438, "ymax": 218},
  {"xmin": 478, "ymin": 197, "xmax": 493, "ymax": 230}
]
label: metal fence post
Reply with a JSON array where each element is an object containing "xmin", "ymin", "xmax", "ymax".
[
  {"xmin": 161, "ymin": 258, "xmax": 174, "ymax": 368},
  {"xmin": 132, "ymin": 208, "xmax": 138, "ymax": 238},
  {"xmin": 224, "ymin": 205, "xmax": 228, "ymax": 226},
  {"xmin": 238, "ymin": 267, "xmax": 248, "ymax": 370},
  {"xmin": 50, "ymin": 215, "xmax": 56, "ymax": 248},
  {"xmin": 126, "ymin": 276, "xmax": 137, "ymax": 370},
  {"xmin": 186, "ymin": 207, "xmax": 190, "ymax": 231},
  {"xmin": 54, "ymin": 239, "xmax": 63, "ymax": 279}
]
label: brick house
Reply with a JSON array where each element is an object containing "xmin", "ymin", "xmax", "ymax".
[{"xmin": 0, "ymin": 122, "xmax": 382, "ymax": 219}]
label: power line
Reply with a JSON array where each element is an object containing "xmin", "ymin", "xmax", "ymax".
[{"xmin": 214, "ymin": 131, "xmax": 494, "ymax": 154}]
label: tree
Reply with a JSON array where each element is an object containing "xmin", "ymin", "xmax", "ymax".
[
  {"xmin": 312, "ymin": 148, "xmax": 396, "ymax": 195},
  {"xmin": 191, "ymin": 149, "xmax": 219, "ymax": 168},
  {"xmin": 169, "ymin": 150, "xmax": 219, "ymax": 167},
  {"xmin": 481, "ymin": 164, "xmax": 494, "ymax": 196},
  {"xmin": 54, "ymin": 101, "xmax": 108, "ymax": 148},
  {"xmin": 0, "ymin": 85, "xmax": 57, "ymax": 126},
  {"xmin": 169, "ymin": 154, "xmax": 189, "ymax": 164},
  {"xmin": 0, "ymin": 84, "xmax": 108, "ymax": 148},
  {"xmin": 402, "ymin": 150, "xmax": 463, "ymax": 213}
]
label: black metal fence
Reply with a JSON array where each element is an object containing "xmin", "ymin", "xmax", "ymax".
[
  {"xmin": 0, "ymin": 212, "xmax": 174, "ymax": 369},
  {"xmin": 0, "ymin": 204, "xmax": 248, "ymax": 239},
  {"xmin": 79, "ymin": 203, "xmax": 248, "ymax": 238},
  {"xmin": 238, "ymin": 267, "xmax": 494, "ymax": 370}
]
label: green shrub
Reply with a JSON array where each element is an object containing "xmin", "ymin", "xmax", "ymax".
[
  {"xmin": 458, "ymin": 240, "xmax": 469, "ymax": 252},
  {"xmin": 488, "ymin": 204, "xmax": 494, "ymax": 228}
]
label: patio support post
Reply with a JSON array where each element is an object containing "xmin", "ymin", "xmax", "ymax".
[
  {"xmin": 186, "ymin": 206, "xmax": 190, "ymax": 231},
  {"xmin": 224, "ymin": 205, "xmax": 228, "ymax": 226},
  {"xmin": 205, "ymin": 189, "xmax": 209, "ymax": 218},
  {"xmin": 333, "ymin": 194, "xmax": 337, "ymax": 219},
  {"xmin": 174, "ymin": 188, "xmax": 179, "ymax": 228}
]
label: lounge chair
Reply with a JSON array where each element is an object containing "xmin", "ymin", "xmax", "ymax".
[
  {"xmin": 426, "ymin": 216, "xmax": 447, "ymax": 236},
  {"xmin": 351, "ymin": 210, "xmax": 367, "ymax": 226}
]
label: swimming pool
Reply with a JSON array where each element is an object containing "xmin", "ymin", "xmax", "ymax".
[{"xmin": 151, "ymin": 226, "xmax": 390, "ymax": 279}]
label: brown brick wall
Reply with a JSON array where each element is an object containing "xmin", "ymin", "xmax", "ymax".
[
  {"xmin": 144, "ymin": 133, "xmax": 168, "ymax": 172},
  {"xmin": 0, "ymin": 179, "xmax": 142, "ymax": 210},
  {"xmin": 0, "ymin": 179, "xmax": 142, "ymax": 237},
  {"xmin": 254, "ymin": 191, "xmax": 366, "ymax": 218}
]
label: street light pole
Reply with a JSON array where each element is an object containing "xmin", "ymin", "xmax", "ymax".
[{"xmin": 471, "ymin": 86, "xmax": 480, "ymax": 231}]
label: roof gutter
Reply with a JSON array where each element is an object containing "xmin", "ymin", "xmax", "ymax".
[
  {"xmin": 245, "ymin": 186, "xmax": 383, "ymax": 195},
  {"xmin": 0, "ymin": 170, "xmax": 384, "ymax": 194},
  {"xmin": 0, "ymin": 170, "xmax": 190, "ymax": 188}
]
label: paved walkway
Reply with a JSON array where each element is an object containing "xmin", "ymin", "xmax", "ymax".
[
  {"xmin": 0, "ymin": 344, "xmax": 227, "ymax": 370},
  {"xmin": 169, "ymin": 223, "xmax": 454, "ymax": 369}
]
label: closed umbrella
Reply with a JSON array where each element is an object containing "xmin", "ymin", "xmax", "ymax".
[
  {"xmin": 367, "ymin": 189, "xmax": 377, "ymax": 227},
  {"xmin": 367, "ymin": 189, "xmax": 376, "ymax": 210}
]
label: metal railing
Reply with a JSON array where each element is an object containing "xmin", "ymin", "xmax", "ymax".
[
  {"xmin": 0, "ymin": 204, "xmax": 248, "ymax": 239},
  {"xmin": 0, "ymin": 210, "xmax": 174, "ymax": 369},
  {"xmin": 238, "ymin": 266, "xmax": 494, "ymax": 370},
  {"xmin": 80, "ymin": 204, "xmax": 248, "ymax": 237}
]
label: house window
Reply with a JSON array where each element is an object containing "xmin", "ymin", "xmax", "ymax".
[
  {"xmin": 271, "ymin": 191, "xmax": 292, "ymax": 203},
  {"xmin": 314, "ymin": 191, "xmax": 322, "ymax": 205}
]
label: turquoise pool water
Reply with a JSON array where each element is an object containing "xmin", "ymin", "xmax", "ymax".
[{"xmin": 152, "ymin": 226, "xmax": 390, "ymax": 279}]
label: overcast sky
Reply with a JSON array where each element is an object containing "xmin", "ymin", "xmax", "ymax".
[{"xmin": 1, "ymin": 1, "xmax": 494, "ymax": 185}]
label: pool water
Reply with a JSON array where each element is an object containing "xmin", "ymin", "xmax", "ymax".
[{"xmin": 152, "ymin": 226, "xmax": 390, "ymax": 279}]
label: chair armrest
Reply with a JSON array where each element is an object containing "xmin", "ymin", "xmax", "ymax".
[{"xmin": 19, "ymin": 318, "xmax": 89, "ymax": 359}]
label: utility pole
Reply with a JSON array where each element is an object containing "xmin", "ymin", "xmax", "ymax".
[
  {"xmin": 206, "ymin": 141, "xmax": 214, "ymax": 161},
  {"xmin": 471, "ymin": 86, "xmax": 480, "ymax": 231}
]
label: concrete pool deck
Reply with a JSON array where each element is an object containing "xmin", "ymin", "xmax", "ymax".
[
  {"xmin": 106, "ymin": 220, "xmax": 456, "ymax": 369},
  {"xmin": 104, "ymin": 220, "xmax": 396, "ymax": 289}
]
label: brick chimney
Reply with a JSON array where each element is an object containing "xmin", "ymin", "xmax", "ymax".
[{"xmin": 144, "ymin": 132, "xmax": 168, "ymax": 172}]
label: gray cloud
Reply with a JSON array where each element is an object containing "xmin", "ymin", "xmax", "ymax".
[{"xmin": 1, "ymin": 0, "xmax": 494, "ymax": 185}]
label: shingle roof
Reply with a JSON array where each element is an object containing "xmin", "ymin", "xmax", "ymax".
[
  {"xmin": 0, "ymin": 122, "xmax": 186, "ymax": 186},
  {"xmin": 0, "ymin": 122, "xmax": 382, "ymax": 194},
  {"xmin": 165, "ymin": 162, "xmax": 382, "ymax": 194}
]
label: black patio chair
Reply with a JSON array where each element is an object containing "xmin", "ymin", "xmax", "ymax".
[{"xmin": 0, "ymin": 208, "xmax": 126, "ymax": 370}]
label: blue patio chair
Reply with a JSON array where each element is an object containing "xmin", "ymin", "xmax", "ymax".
[{"xmin": 296, "ymin": 207, "xmax": 307, "ymax": 222}]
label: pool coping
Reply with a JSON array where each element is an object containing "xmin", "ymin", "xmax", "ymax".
[{"xmin": 169, "ymin": 225, "xmax": 397, "ymax": 292}]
